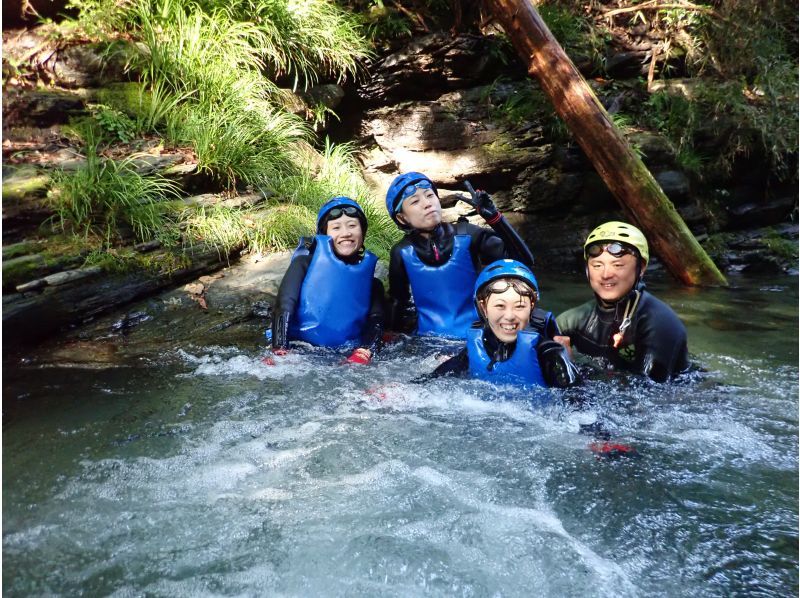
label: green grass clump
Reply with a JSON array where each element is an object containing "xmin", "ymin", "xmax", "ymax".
[
  {"xmin": 82, "ymin": 246, "xmax": 193, "ymax": 274},
  {"xmin": 47, "ymin": 125, "xmax": 181, "ymax": 246},
  {"xmin": 200, "ymin": 0, "xmax": 370, "ymax": 88},
  {"xmin": 270, "ymin": 141, "xmax": 400, "ymax": 260},
  {"xmin": 63, "ymin": 0, "xmax": 372, "ymax": 194},
  {"xmin": 763, "ymin": 229, "xmax": 799, "ymax": 262},
  {"xmin": 538, "ymin": 2, "xmax": 607, "ymax": 70},
  {"xmin": 178, "ymin": 141, "xmax": 400, "ymax": 260}
]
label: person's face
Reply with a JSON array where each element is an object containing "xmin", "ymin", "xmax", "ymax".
[
  {"xmin": 326, "ymin": 215, "xmax": 363, "ymax": 257},
  {"xmin": 586, "ymin": 250, "xmax": 642, "ymax": 302},
  {"xmin": 480, "ymin": 283, "xmax": 533, "ymax": 344},
  {"xmin": 396, "ymin": 187, "xmax": 442, "ymax": 232}
]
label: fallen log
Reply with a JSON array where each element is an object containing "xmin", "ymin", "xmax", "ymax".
[
  {"xmin": 485, "ymin": 0, "xmax": 728, "ymax": 286},
  {"xmin": 3, "ymin": 245, "xmax": 242, "ymax": 351}
]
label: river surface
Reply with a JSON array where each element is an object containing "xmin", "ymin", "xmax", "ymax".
[{"xmin": 3, "ymin": 272, "xmax": 798, "ymax": 597}]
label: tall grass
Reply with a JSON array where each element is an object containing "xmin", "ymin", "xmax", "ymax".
[
  {"xmin": 201, "ymin": 0, "xmax": 370, "ymax": 88},
  {"xmin": 268, "ymin": 140, "xmax": 400, "ymax": 260},
  {"xmin": 48, "ymin": 125, "xmax": 181, "ymax": 246},
  {"xmin": 56, "ymin": 0, "xmax": 391, "ymax": 263},
  {"xmin": 182, "ymin": 141, "xmax": 400, "ymax": 260}
]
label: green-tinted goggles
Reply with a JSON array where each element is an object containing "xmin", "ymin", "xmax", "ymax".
[{"xmin": 585, "ymin": 242, "xmax": 636, "ymax": 260}]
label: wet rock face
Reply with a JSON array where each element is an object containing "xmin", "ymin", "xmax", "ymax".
[
  {"xmin": 358, "ymin": 33, "xmax": 520, "ymax": 105},
  {"xmin": 359, "ymin": 87, "xmax": 554, "ymax": 189}
]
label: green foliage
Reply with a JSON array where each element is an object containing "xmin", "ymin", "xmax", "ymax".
[
  {"xmin": 359, "ymin": 1, "xmax": 412, "ymax": 43},
  {"xmin": 639, "ymin": 1, "xmax": 797, "ymax": 175},
  {"xmin": 175, "ymin": 141, "xmax": 399, "ymax": 259},
  {"xmin": 116, "ymin": 1, "xmax": 311, "ymax": 188},
  {"xmin": 538, "ymin": 1, "xmax": 608, "ymax": 70},
  {"xmin": 181, "ymin": 205, "xmax": 254, "ymax": 255},
  {"xmin": 89, "ymin": 103, "xmax": 137, "ymax": 143},
  {"xmin": 47, "ymin": 126, "xmax": 181, "ymax": 246},
  {"xmin": 763, "ymin": 229, "xmax": 799, "ymax": 261},
  {"xmin": 482, "ymin": 80, "xmax": 537, "ymax": 125},
  {"xmin": 674, "ymin": 147, "xmax": 707, "ymax": 175},
  {"xmin": 200, "ymin": 0, "xmax": 370, "ymax": 88},
  {"xmin": 344, "ymin": 0, "xmax": 453, "ymax": 46},
  {"xmin": 268, "ymin": 140, "xmax": 400, "ymax": 260},
  {"xmin": 642, "ymin": 78, "xmax": 797, "ymax": 176},
  {"xmin": 97, "ymin": 81, "xmax": 192, "ymax": 135},
  {"xmin": 481, "ymin": 79, "xmax": 571, "ymax": 143},
  {"xmin": 252, "ymin": 204, "xmax": 317, "ymax": 253},
  {"xmin": 82, "ymin": 246, "xmax": 193, "ymax": 274},
  {"xmin": 68, "ymin": 0, "xmax": 369, "ymax": 90},
  {"xmin": 166, "ymin": 101, "xmax": 305, "ymax": 189}
]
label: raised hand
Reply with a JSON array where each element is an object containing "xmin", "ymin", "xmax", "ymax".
[{"xmin": 461, "ymin": 180, "xmax": 500, "ymax": 223}]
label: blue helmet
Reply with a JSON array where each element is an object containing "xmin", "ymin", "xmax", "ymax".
[
  {"xmin": 385, "ymin": 172, "xmax": 437, "ymax": 226},
  {"xmin": 473, "ymin": 259, "xmax": 539, "ymax": 315},
  {"xmin": 316, "ymin": 196, "xmax": 367, "ymax": 235}
]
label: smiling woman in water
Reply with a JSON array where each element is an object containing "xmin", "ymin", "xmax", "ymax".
[
  {"xmin": 419, "ymin": 259, "xmax": 579, "ymax": 389},
  {"xmin": 267, "ymin": 196, "xmax": 384, "ymax": 365}
]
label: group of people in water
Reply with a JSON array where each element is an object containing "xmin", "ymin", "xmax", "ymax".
[{"xmin": 267, "ymin": 171, "xmax": 689, "ymax": 389}]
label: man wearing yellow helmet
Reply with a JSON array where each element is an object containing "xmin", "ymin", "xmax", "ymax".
[{"xmin": 554, "ymin": 221, "xmax": 689, "ymax": 382}]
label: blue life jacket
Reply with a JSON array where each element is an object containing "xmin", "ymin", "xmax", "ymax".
[
  {"xmin": 466, "ymin": 326, "xmax": 547, "ymax": 387},
  {"xmin": 288, "ymin": 235, "xmax": 378, "ymax": 347},
  {"xmin": 399, "ymin": 234, "xmax": 478, "ymax": 338}
]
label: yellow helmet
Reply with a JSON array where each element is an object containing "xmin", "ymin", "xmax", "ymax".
[{"xmin": 584, "ymin": 221, "xmax": 649, "ymax": 264}]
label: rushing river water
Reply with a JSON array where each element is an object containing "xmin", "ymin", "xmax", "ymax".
[{"xmin": 3, "ymin": 273, "xmax": 798, "ymax": 597}]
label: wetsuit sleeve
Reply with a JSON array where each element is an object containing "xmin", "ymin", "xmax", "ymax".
[
  {"xmin": 387, "ymin": 243, "xmax": 417, "ymax": 332},
  {"xmin": 555, "ymin": 302, "xmax": 592, "ymax": 344},
  {"xmin": 537, "ymin": 339, "xmax": 581, "ymax": 388},
  {"xmin": 487, "ymin": 215, "xmax": 535, "ymax": 269},
  {"xmin": 271, "ymin": 254, "xmax": 310, "ymax": 349},
  {"xmin": 634, "ymin": 299, "xmax": 689, "ymax": 382},
  {"xmin": 469, "ymin": 218, "xmax": 535, "ymax": 270},
  {"xmin": 411, "ymin": 348, "xmax": 469, "ymax": 382},
  {"xmin": 358, "ymin": 278, "xmax": 386, "ymax": 353}
]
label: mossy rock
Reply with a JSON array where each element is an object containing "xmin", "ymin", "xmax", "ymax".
[
  {"xmin": 2, "ymin": 240, "xmax": 42, "ymax": 260},
  {"xmin": 3, "ymin": 253, "xmax": 48, "ymax": 292},
  {"xmin": 2, "ymin": 166, "xmax": 50, "ymax": 202}
]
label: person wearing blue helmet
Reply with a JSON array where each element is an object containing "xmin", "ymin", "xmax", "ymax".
[
  {"xmin": 420, "ymin": 259, "xmax": 579, "ymax": 388},
  {"xmin": 267, "ymin": 197, "xmax": 384, "ymax": 365},
  {"xmin": 385, "ymin": 172, "xmax": 536, "ymax": 339}
]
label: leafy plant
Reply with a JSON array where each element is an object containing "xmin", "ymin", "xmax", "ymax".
[
  {"xmin": 202, "ymin": 0, "xmax": 370, "ymax": 89},
  {"xmin": 763, "ymin": 229, "xmax": 799, "ymax": 261},
  {"xmin": 89, "ymin": 103, "xmax": 137, "ymax": 143},
  {"xmin": 48, "ymin": 126, "xmax": 181, "ymax": 246},
  {"xmin": 252, "ymin": 203, "xmax": 317, "ymax": 253},
  {"xmin": 361, "ymin": 1, "xmax": 413, "ymax": 43},
  {"xmin": 538, "ymin": 1, "xmax": 608, "ymax": 71}
]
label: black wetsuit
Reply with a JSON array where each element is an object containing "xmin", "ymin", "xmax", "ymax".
[
  {"xmin": 556, "ymin": 287, "xmax": 689, "ymax": 382},
  {"xmin": 420, "ymin": 315, "xmax": 580, "ymax": 389},
  {"xmin": 271, "ymin": 245, "xmax": 385, "ymax": 352},
  {"xmin": 388, "ymin": 218, "xmax": 535, "ymax": 331}
]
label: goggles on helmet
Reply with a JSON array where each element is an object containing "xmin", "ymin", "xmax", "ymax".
[
  {"xmin": 326, "ymin": 205, "xmax": 360, "ymax": 220},
  {"xmin": 480, "ymin": 279, "xmax": 538, "ymax": 303},
  {"xmin": 585, "ymin": 242, "xmax": 637, "ymax": 260},
  {"xmin": 394, "ymin": 180, "xmax": 433, "ymax": 213}
]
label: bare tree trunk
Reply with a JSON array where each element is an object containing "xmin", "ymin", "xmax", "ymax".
[{"xmin": 485, "ymin": 0, "xmax": 728, "ymax": 286}]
